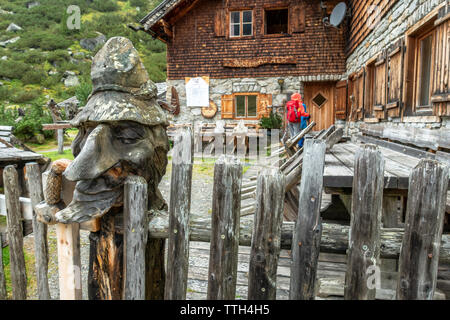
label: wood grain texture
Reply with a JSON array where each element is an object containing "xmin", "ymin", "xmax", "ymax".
[
  {"xmin": 248, "ymin": 167, "xmax": 285, "ymax": 300},
  {"xmin": 123, "ymin": 176, "xmax": 148, "ymax": 300},
  {"xmin": 56, "ymin": 222, "xmax": 82, "ymax": 300},
  {"xmin": 165, "ymin": 127, "xmax": 193, "ymax": 300},
  {"xmin": 25, "ymin": 163, "xmax": 51, "ymax": 300},
  {"xmin": 290, "ymin": 139, "xmax": 326, "ymax": 300},
  {"xmin": 147, "ymin": 210, "xmax": 450, "ymax": 262},
  {"xmin": 344, "ymin": 144, "xmax": 384, "ymax": 300},
  {"xmin": 0, "ymin": 233, "xmax": 6, "ymax": 299},
  {"xmin": 3, "ymin": 165, "xmax": 27, "ymax": 299},
  {"xmin": 207, "ymin": 155, "xmax": 242, "ymax": 300},
  {"xmin": 397, "ymin": 159, "xmax": 449, "ymax": 300}
]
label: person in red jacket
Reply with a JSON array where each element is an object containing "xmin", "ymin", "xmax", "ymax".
[{"xmin": 286, "ymin": 93, "xmax": 310, "ymax": 146}]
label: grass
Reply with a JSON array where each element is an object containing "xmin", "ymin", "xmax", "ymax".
[{"xmin": 42, "ymin": 149, "xmax": 74, "ymax": 161}]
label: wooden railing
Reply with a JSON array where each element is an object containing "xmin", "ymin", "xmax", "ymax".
[{"xmin": 0, "ymin": 127, "xmax": 449, "ymax": 300}]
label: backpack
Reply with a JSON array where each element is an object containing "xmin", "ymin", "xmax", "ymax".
[{"xmin": 286, "ymin": 100, "xmax": 300, "ymax": 123}]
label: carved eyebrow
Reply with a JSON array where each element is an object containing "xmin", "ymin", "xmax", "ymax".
[{"xmin": 114, "ymin": 126, "xmax": 145, "ymax": 139}]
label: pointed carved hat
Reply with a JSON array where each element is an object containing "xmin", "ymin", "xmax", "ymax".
[{"xmin": 71, "ymin": 36, "xmax": 168, "ymax": 127}]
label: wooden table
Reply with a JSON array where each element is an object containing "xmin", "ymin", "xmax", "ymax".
[{"xmin": 323, "ymin": 141, "xmax": 450, "ymax": 225}]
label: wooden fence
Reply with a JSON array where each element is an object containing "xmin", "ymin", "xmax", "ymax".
[{"xmin": 0, "ymin": 127, "xmax": 449, "ymax": 300}]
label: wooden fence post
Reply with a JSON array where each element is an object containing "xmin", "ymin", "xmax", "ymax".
[
  {"xmin": 289, "ymin": 139, "xmax": 326, "ymax": 300},
  {"xmin": 0, "ymin": 233, "xmax": 6, "ymax": 299},
  {"xmin": 3, "ymin": 165, "xmax": 27, "ymax": 299},
  {"xmin": 165, "ymin": 127, "xmax": 193, "ymax": 300},
  {"xmin": 344, "ymin": 144, "xmax": 384, "ymax": 300},
  {"xmin": 57, "ymin": 129, "xmax": 64, "ymax": 154},
  {"xmin": 25, "ymin": 162, "xmax": 51, "ymax": 300},
  {"xmin": 397, "ymin": 159, "xmax": 449, "ymax": 300},
  {"xmin": 123, "ymin": 176, "xmax": 148, "ymax": 300},
  {"xmin": 207, "ymin": 155, "xmax": 242, "ymax": 300},
  {"xmin": 248, "ymin": 167, "xmax": 285, "ymax": 300}
]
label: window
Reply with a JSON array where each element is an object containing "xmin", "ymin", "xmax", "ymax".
[
  {"xmin": 230, "ymin": 10, "xmax": 253, "ymax": 37},
  {"xmin": 265, "ymin": 8, "xmax": 288, "ymax": 34},
  {"xmin": 235, "ymin": 95, "xmax": 257, "ymax": 118},
  {"xmin": 417, "ymin": 33, "xmax": 433, "ymax": 107},
  {"xmin": 312, "ymin": 93, "xmax": 327, "ymax": 109}
]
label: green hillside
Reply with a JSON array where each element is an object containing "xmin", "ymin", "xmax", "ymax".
[{"xmin": 0, "ymin": 0, "xmax": 164, "ymax": 142}]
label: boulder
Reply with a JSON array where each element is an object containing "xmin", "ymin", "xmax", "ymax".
[
  {"xmin": 58, "ymin": 96, "xmax": 80, "ymax": 120},
  {"xmin": 1, "ymin": 56, "xmax": 7, "ymax": 61},
  {"xmin": 0, "ymin": 36, "xmax": 20, "ymax": 47},
  {"xmin": 6, "ymin": 23, "xmax": 22, "ymax": 32},
  {"xmin": 63, "ymin": 75, "xmax": 79, "ymax": 87},
  {"xmin": 0, "ymin": 8, "xmax": 14, "ymax": 15},
  {"xmin": 80, "ymin": 32, "xmax": 106, "ymax": 51},
  {"xmin": 26, "ymin": 1, "xmax": 40, "ymax": 9},
  {"xmin": 0, "ymin": 81, "xmax": 3, "ymax": 86}
]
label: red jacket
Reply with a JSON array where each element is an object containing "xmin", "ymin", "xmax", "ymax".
[{"xmin": 286, "ymin": 100, "xmax": 310, "ymax": 123}]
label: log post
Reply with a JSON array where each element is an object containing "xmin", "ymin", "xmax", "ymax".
[
  {"xmin": 25, "ymin": 163, "xmax": 51, "ymax": 300},
  {"xmin": 248, "ymin": 167, "xmax": 285, "ymax": 300},
  {"xmin": 165, "ymin": 127, "xmax": 193, "ymax": 300},
  {"xmin": 397, "ymin": 159, "xmax": 449, "ymax": 300},
  {"xmin": 123, "ymin": 176, "xmax": 148, "ymax": 300},
  {"xmin": 207, "ymin": 155, "xmax": 242, "ymax": 300},
  {"xmin": 290, "ymin": 139, "xmax": 326, "ymax": 300},
  {"xmin": 0, "ymin": 233, "xmax": 6, "ymax": 299},
  {"xmin": 57, "ymin": 129, "xmax": 64, "ymax": 154},
  {"xmin": 344, "ymin": 144, "xmax": 384, "ymax": 300},
  {"xmin": 3, "ymin": 165, "xmax": 27, "ymax": 299}
]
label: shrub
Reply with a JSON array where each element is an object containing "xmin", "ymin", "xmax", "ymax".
[
  {"xmin": 260, "ymin": 111, "xmax": 283, "ymax": 130},
  {"xmin": 10, "ymin": 89, "xmax": 42, "ymax": 104},
  {"xmin": 75, "ymin": 80, "xmax": 92, "ymax": 107},
  {"xmin": 12, "ymin": 32, "xmax": 72, "ymax": 51},
  {"xmin": 6, "ymin": 103, "xmax": 53, "ymax": 141},
  {"xmin": 0, "ymin": 60, "xmax": 29, "ymax": 79},
  {"xmin": 91, "ymin": 0, "xmax": 119, "ymax": 12},
  {"xmin": 21, "ymin": 68, "xmax": 47, "ymax": 85}
]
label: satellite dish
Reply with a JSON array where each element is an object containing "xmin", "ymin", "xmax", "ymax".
[{"xmin": 329, "ymin": 2, "xmax": 347, "ymax": 27}]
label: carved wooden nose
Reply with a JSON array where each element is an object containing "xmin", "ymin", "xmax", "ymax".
[{"xmin": 64, "ymin": 124, "xmax": 119, "ymax": 181}]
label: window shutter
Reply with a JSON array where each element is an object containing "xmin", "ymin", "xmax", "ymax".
[
  {"xmin": 214, "ymin": 8, "xmax": 226, "ymax": 37},
  {"xmin": 355, "ymin": 68, "xmax": 365, "ymax": 120},
  {"xmin": 289, "ymin": 3, "xmax": 305, "ymax": 33},
  {"xmin": 335, "ymin": 80, "xmax": 348, "ymax": 120},
  {"xmin": 386, "ymin": 39, "xmax": 405, "ymax": 118},
  {"xmin": 221, "ymin": 94, "xmax": 234, "ymax": 119},
  {"xmin": 257, "ymin": 94, "xmax": 272, "ymax": 119},
  {"xmin": 373, "ymin": 52, "xmax": 387, "ymax": 119}
]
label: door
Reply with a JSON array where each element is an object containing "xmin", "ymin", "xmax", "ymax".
[{"xmin": 303, "ymin": 82, "xmax": 336, "ymax": 131}]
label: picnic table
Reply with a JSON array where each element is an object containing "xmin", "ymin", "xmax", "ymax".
[{"xmin": 323, "ymin": 140, "xmax": 450, "ymax": 226}]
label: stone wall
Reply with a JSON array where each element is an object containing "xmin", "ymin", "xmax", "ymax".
[
  {"xmin": 343, "ymin": 0, "xmax": 449, "ymax": 134},
  {"xmin": 346, "ymin": 0, "xmax": 447, "ymax": 76},
  {"xmin": 165, "ymin": 74, "xmax": 344, "ymax": 124}
]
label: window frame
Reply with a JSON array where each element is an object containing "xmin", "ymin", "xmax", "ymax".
[
  {"xmin": 264, "ymin": 7, "xmax": 289, "ymax": 35},
  {"xmin": 234, "ymin": 93, "xmax": 259, "ymax": 119},
  {"xmin": 414, "ymin": 29, "xmax": 435, "ymax": 111},
  {"xmin": 229, "ymin": 10, "xmax": 253, "ymax": 38}
]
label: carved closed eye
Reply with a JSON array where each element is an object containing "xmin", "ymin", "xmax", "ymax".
[{"xmin": 114, "ymin": 126, "xmax": 145, "ymax": 144}]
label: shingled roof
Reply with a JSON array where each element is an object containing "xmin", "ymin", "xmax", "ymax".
[{"xmin": 139, "ymin": 0, "xmax": 183, "ymax": 30}]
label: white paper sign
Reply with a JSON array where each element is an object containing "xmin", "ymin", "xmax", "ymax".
[{"xmin": 186, "ymin": 77, "xmax": 209, "ymax": 107}]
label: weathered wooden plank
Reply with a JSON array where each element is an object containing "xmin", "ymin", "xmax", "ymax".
[
  {"xmin": 248, "ymin": 167, "xmax": 285, "ymax": 300},
  {"xmin": 25, "ymin": 163, "xmax": 51, "ymax": 300},
  {"xmin": 344, "ymin": 145, "xmax": 384, "ymax": 300},
  {"xmin": 207, "ymin": 155, "xmax": 242, "ymax": 300},
  {"xmin": 165, "ymin": 127, "xmax": 193, "ymax": 300},
  {"xmin": 148, "ymin": 211, "xmax": 450, "ymax": 263},
  {"xmin": 57, "ymin": 129, "xmax": 64, "ymax": 154},
  {"xmin": 0, "ymin": 233, "xmax": 6, "ymax": 299},
  {"xmin": 123, "ymin": 176, "xmax": 148, "ymax": 300},
  {"xmin": 42, "ymin": 123, "xmax": 72, "ymax": 130},
  {"xmin": 397, "ymin": 160, "xmax": 449, "ymax": 300},
  {"xmin": 290, "ymin": 139, "xmax": 326, "ymax": 300},
  {"xmin": 3, "ymin": 165, "xmax": 27, "ymax": 299},
  {"xmin": 56, "ymin": 222, "xmax": 82, "ymax": 300},
  {"xmin": 285, "ymin": 121, "xmax": 316, "ymax": 149}
]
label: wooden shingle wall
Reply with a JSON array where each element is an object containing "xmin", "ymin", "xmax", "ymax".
[{"xmin": 164, "ymin": 0, "xmax": 346, "ymax": 79}]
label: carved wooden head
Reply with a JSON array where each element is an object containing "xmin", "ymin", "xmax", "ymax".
[{"xmin": 54, "ymin": 37, "xmax": 169, "ymax": 224}]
